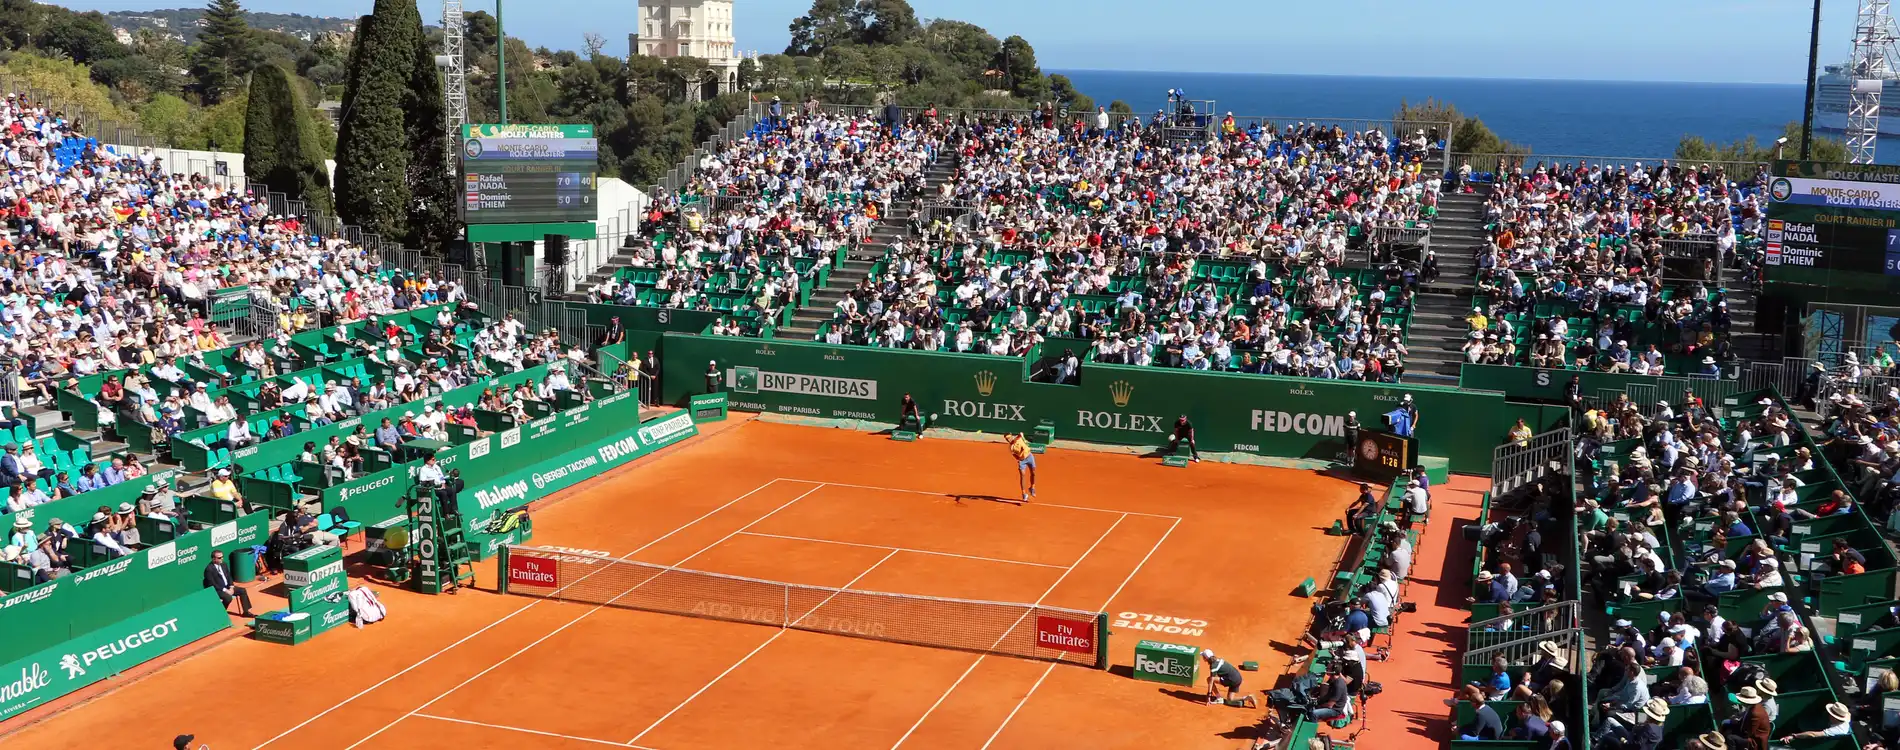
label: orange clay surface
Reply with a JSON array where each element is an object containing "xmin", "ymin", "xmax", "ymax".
[{"xmin": 3, "ymin": 417, "xmax": 1367, "ymax": 750}]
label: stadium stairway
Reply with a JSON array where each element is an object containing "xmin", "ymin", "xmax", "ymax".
[
  {"xmin": 1399, "ymin": 190, "xmax": 1486, "ymax": 385},
  {"xmin": 1401, "ymin": 185, "xmax": 1769, "ymax": 385},
  {"xmin": 776, "ymin": 158, "xmax": 957, "ymax": 340}
]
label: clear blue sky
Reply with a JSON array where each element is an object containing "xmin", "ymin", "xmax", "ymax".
[{"xmin": 65, "ymin": 0, "xmax": 1849, "ymax": 84}]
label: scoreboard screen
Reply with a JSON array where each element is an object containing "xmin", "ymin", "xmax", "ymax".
[
  {"xmin": 1765, "ymin": 160, "xmax": 1900, "ymax": 296},
  {"xmin": 461, "ymin": 124, "xmax": 597, "ymax": 225}
]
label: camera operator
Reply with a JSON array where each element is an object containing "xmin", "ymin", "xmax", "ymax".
[{"xmin": 1306, "ymin": 661, "xmax": 1352, "ymax": 722}]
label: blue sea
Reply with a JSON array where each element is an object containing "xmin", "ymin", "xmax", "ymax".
[{"xmin": 1055, "ymin": 70, "xmax": 1900, "ymax": 164}]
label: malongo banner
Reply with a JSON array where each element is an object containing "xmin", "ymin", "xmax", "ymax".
[
  {"xmin": 451, "ymin": 410, "xmax": 700, "ymax": 560},
  {"xmin": 661, "ymin": 334, "xmax": 1513, "ymax": 473},
  {"xmin": 0, "ymin": 588, "xmax": 229, "ymax": 721}
]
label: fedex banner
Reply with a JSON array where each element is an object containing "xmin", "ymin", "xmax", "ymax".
[{"xmin": 1770, "ymin": 175, "xmax": 1900, "ymax": 211}]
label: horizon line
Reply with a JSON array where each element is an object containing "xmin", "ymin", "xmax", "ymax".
[{"xmin": 1046, "ymin": 67, "xmax": 1807, "ymax": 88}]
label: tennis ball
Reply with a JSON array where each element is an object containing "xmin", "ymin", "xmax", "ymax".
[{"xmin": 930, "ymin": 413, "xmax": 939, "ymax": 420}]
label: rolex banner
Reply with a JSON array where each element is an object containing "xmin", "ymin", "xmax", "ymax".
[
  {"xmin": 666, "ymin": 333, "xmax": 1512, "ymax": 475},
  {"xmin": 0, "ymin": 588, "xmax": 230, "ymax": 721}
]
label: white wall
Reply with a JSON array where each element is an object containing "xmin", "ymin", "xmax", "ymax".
[{"xmin": 101, "ymin": 143, "xmax": 246, "ymax": 192}]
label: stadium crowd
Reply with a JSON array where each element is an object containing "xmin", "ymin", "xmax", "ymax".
[
  {"xmin": 1457, "ymin": 158, "xmax": 1761, "ymax": 374},
  {"xmin": 1444, "ymin": 385, "xmax": 1896, "ymax": 748},
  {"xmin": 816, "ymin": 107, "xmax": 1438, "ymax": 383},
  {"xmin": 0, "ymin": 88, "xmax": 601, "ymax": 584},
  {"xmin": 587, "ymin": 108, "xmax": 948, "ymax": 334}
]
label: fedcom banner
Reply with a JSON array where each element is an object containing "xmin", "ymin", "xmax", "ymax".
[
  {"xmin": 0, "ymin": 588, "xmax": 229, "ymax": 721},
  {"xmin": 662, "ymin": 335, "xmax": 1513, "ymax": 474}
]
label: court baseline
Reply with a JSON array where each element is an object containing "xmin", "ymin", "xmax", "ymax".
[
  {"xmin": 334, "ymin": 479, "xmax": 829, "ymax": 750},
  {"xmin": 250, "ymin": 477, "xmax": 795, "ymax": 750}
]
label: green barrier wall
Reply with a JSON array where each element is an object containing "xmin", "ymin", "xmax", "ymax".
[
  {"xmin": 568, "ymin": 302, "xmax": 722, "ymax": 360},
  {"xmin": 330, "ymin": 405, "xmax": 699, "ymax": 560},
  {"xmin": 455, "ymin": 409, "xmax": 698, "ymax": 558},
  {"xmin": 327, "ymin": 390, "xmax": 649, "ymax": 525},
  {"xmin": 1458, "ymin": 363, "xmax": 1745, "ymax": 403},
  {"xmin": 0, "ymin": 586, "xmax": 230, "ymax": 721},
  {"xmin": 0, "ymin": 510, "xmax": 269, "ymax": 665},
  {"xmin": 659, "ymin": 335, "xmax": 1512, "ymax": 474}
]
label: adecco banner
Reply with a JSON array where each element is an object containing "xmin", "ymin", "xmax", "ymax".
[
  {"xmin": 0, "ymin": 511, "xmax": 268, "ymax": 666},
  {"xmin": 0, "ymin": 587, "xmax": 229, "ymax": 721},
  {"xmin": 660, "ymin": 334, "xmax": 1510, "ymax": 474},
  {"xmin": 458, "ymin": 411, "xmax": 699, "ymax": 559}
]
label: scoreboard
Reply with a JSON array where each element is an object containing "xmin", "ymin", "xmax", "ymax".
[
  {"xmin": 1765, "ymin": 160, "xmax": 1900, "ymax": 296},
  {"xmin": 460, "ymin": 123, "xmax": 597, "ymax": 225}
]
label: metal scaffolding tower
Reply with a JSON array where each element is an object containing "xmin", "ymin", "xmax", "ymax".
[
  {"xmin": 439, "ymin": 0, "xmax": 468, "ymax": 174},
  {"xmin": 1848, "ymin": 0, "xmax": 1899, "ymax": 163}
]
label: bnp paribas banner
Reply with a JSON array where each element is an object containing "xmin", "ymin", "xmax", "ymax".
[
  {"xmin": 661, "ymin": 334, "xmax": 1511, "ymax": 474},
  {"xmin": 0, "ymin": 587, "xmax": 229, "ymax": 721}
]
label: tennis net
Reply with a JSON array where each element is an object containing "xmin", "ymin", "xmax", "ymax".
[{"xmin": 498, "ymin": 545, "xmax": 1109, "ymax": 668}]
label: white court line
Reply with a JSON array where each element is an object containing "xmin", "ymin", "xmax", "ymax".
[
  {"xmin": 736, "ymin": 531, "xmax": 1070, "ymax": 570},
  {"xmin": 253, "ymin": 478, "xmax": 791, "ymax": 750},
  {"xmin": 627, "ymin": 547, "xmax": 902, "ymax": 745},
  {"xmin": 413, "ymin": 713, "xmax": 658, "ymax": 749},
  {"xmin": 889, "ymin": 513, "xmax": 1128, "ymax": 749},
  {"xmin": 331, "ymin": 480, "xmax": 828, "ymax": 750},
  {"xmin": 782, "ymin": 478, "xmax": 1181, "ymax": 520},
  {"xmin": 977, "ymin": 516, "xmax": 1183, "ymax": 750}
]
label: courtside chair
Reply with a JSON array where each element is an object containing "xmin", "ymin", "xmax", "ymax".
[{"xmin": 315, "ymin": 513, "xmax": 363, "ymax": 549}]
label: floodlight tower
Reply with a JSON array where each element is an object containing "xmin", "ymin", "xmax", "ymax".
[
  {"xmin": 1846, "ymin": 0, "xmax": 1899, "ymax": 163},
  {"xmin": 438, "ymin": 0, "xmax": 469, "ymax": 174}
]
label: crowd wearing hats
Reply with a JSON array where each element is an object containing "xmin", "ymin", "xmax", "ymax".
[
  {"xmin": 587, "ymin": 109, "xmax": 945, "ymax": 332},
  {"xmin": 1459, "ymin": 159, "xmax": 1755, "ymax": 375},
  {"xmin": 1560, "ymin": 390, "xmax": 1898, "ymax": 748},
  {"xmin": 0, "ymin": 88, "xmax": 623, "ymax": 588},
  {"xmin": 0, "ymin": 92, "xmax": 475, "ymax": 414},
  {"xmin": 804, "ymin": 109, "xmax": 1432, "ymax": 383},
  {"xmin": 1814, "ymin": 384, "xmax": 1900, "ymax": 526}
]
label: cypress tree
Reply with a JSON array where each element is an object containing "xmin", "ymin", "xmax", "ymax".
[
  {"xmin": 189, "ymin": 0, "xmax": 254, "ymax": 104},
  {"xmin": 332, "ymin": 0, "xmax": 415, "ymax": 242},
  {"xmin": 400, "ymin": 2, "xmax": 459, "ymax": 251},
  {"xmin": 242, "ymin": 64, "xmax": 332, "ymax": 216}
]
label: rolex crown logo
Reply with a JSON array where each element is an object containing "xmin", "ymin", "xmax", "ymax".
[
  {"xmin": 1109, "ymin": 380, "xmax": 1134, "ymax": 408},
  {"xmin": 974, "ymin": 370, "xmax": 997, "ymax": 397}
]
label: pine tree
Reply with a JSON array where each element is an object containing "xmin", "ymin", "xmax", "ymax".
[
  {"xmin": 242, "ymin": 63, "xmax": 332, "ymax": 216},
  {"xmin": 332, "ymin": 0, "xmax": 415, "ymax": 242},
  {"xmin": 401, "ymin": 3, "xmax": 459, "ymax": 251},
  {"xmin": 189, "ymin": 0, "xmax": 254, "ymax": 104}
]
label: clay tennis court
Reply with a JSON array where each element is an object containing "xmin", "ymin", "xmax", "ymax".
[{"xmin": 2, "ymin": 416, "xmax": 1357, "ymax": 749}]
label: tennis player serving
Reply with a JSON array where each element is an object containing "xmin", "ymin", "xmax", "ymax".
[{"xmin": 1005, "ymin": 431, "xmax": 1037, "ymax": 502}]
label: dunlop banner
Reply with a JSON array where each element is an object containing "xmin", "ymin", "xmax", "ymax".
[
  {"xmin": 660, "ymin": 334, "xmax": 1513, "ymax": 474},
  {"xmin": 0, "ymin": 511, "xmax": 267, "ymax": 666},
  {"xmin": 0, "ymin": 587, "xmax": 229, "ymax": 721}
]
